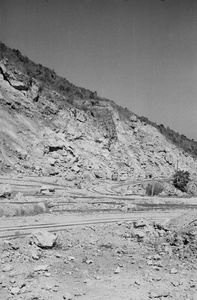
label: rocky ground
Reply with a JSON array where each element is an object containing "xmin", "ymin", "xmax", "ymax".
[
  {"xmin": 0, "ymin": 176, "xmax": 197, "ymax": 300},
  {"xmin": 1, "ymin": 43, "xmax": 197, "ymax": 300},
  {"xmin": 0, "ymin": 210, "xmax": 197, "ymax": 300},
  {"xmin": 1, "ymin": 49, "xmax": 197, "ymax": 191}
]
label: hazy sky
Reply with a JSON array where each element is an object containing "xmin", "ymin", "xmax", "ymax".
[{"xmin": 0, "ymin": 0, "xmax": 197, "ymax": 139}]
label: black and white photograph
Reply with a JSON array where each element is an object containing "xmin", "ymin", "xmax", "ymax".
[{"xmin": 0, "ymin": 0, "xmax": 197, "ymax": 299}]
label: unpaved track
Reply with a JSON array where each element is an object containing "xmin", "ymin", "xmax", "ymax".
[
  {"xmin": 0, "ymin": 175, "xmax": 175, "ymax": 195},
  {"xmin": 1, "ymin": 175, "xmax": 197, "ymax": 240},
  {"xmin": 0, "ymin": 211, "xmax": 183, "ymax": 239},
  {"xmin": 1, "ymin": 175, "xmax": 197, "ymax": 202}
]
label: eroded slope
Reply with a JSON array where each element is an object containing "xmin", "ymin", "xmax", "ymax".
[{"xmin": 0, "ymin": 48, "xmax": 197, "ymax": 191}]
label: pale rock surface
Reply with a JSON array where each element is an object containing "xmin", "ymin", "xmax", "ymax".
[
  {"xmin": 31, "ymin": 230, "xmax": 57, "ymax": 248},
  {"xmin": 0, "ymin": 45, "xmax": 197, "ymax": 196}
]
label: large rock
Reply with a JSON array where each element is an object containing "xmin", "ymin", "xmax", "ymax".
[
  {"xmin": 31, "ymin": 230, "xmax": 57, "ymax": 248},
  {"xmin": 40, "ymin": 185, "xmax": 55, "ymax": 195},
  {"xmin": 0, "ymin": 184, "xmax": 12, "ymax": 198},
  {"xmin": 94, "ymin": 170, "xmax": 106, "ymax": 179},
  {"xmin": 65, "ymin": 173, "xmax": 77, "ymax": 181}
]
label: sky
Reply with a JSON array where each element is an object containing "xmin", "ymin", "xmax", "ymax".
[{"xmin": 0, "ymin": 0, "xmax": 197, "ymax": 139}]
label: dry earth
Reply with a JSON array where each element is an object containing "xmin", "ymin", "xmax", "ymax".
[
  {"xmin": 0, "ymin": 176, "xmax": 197, "ymax": 300},
  {"xmin": 0, "ymin": 43, "xmax": 197, "ymax": 300}
]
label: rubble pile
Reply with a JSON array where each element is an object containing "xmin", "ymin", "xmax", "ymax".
[
  {"xmin": 0, "ymin": 213, "xmax": 197, "ymax": 300},
  {"xmin": 132, "ymin": 212, "xmax": 197, "ymax": 263},
  {"xmin": 0, "ymin": 184, "xmax": 12, "ymax": 198},
  {"xmin": 165, "ymin": 211, "xmax": 197, "ymax": 260}
]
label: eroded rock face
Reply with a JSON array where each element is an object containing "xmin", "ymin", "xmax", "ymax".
[{"xmin": 0, "ymin": 53, "xmax": 197, "ymax": 192}]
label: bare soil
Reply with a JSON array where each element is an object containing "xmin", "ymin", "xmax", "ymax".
[{"xmin": 0, "ymin": 176, "xmax": 197, "ymax": 300}]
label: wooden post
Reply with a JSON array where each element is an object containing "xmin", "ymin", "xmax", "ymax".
[{"xmin": 151, "ymin": 180, "xmax": 155, "ymax": 197}]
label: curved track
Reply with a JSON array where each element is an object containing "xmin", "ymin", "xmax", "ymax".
[
  {"xmin": 0, "ymin": 211, "xmax": 180, "ymax": 239},
  {"xmin": 0, "ymin": 175, "xmax": 197, "ymax": 240}
]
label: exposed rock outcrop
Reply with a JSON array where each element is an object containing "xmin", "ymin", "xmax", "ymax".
[{"xmin": 0, "ymin": 42, "xmax": 197, "ymax": 194}]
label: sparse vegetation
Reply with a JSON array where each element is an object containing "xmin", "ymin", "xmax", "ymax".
[
  {"xmin": 146, "ymin": 182, "xmax": 164, "ymax": 196},
  {"xmin": 139, "ymin": 116, "xmax": 197, "ymax": 158},
  {"xmin": 0, "ymin": 202, "xmax": 48, "ymax": 217},
  {"xmin": 173, "ymin": 170, "xmax": 190, "ymax": 192},
  {"xmin": 1, "ymin": 41, "xmax": 197, "ymax": 159},
  {"xmin": 0, "ymin": 41, "xmax": 97, "ymax": 102}
]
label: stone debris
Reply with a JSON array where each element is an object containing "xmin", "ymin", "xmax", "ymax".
[
  {"xmin": 40, "ymin": 185, "xmax": 55, "ymax": 195},
  {"xmin": 0, "ymin": 184, "xmax": 12, "ymax": 198},
  {"xmin": 31, "ymin": 230, "xmax": 58, "ymax": 248},
  {"xmin": 67, "ymin": 256, "xmax": 75, "ymax": 261},
  {"xmin": 33, "ymin": 264, "xmax": 49, "ymax": 272},
  {"xmin": 134, "ymin": 218, "xmax": 149, "ymax": 228},
  {"xmin": 149, "ymin": 290, "xmax": 170, "ymax": 298},
  {"xmin": 63, "ymin": 292, "xmax": 73, "ymax": 299},
  {"xmin": 114, "ymin": 266, "xmax": 121, "ymax": 274},
  {"xmin": 13, "ymin": 192, "xmax": 27, "ymax": 202},
  {"xmin": 134, "ymin": 230, "xmax": 146, "ymax": 241},
  {"xmin": 10, "ymin": 286, "xmax": 20, "ymax": 295},
  {"xmin": 0, "ymin": 212, "xmax": 197, "ymax": 300},
  {"xmin": 153, "ymin": 254, "xmax": 161, "ymax": 260},
  {"xmin": 170, "ymin": 268, "xmax": 178, "ymax": 274},
  {"xmin": 2, "ymin": 264, "xmax": 13, "ymax": 272}
]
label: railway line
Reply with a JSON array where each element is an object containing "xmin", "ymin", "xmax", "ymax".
[
  {"xmin": 0, "ymin": 175, "xmax": 174, "ymax": 194},
  {"xmin": 0, "ymin": 175, "xmax": 196, "ymax": 198},
  {"xmin": 0, "ymin": 211, "xmax": 180, "ymax": 239},
  {"xmin": 0, "ymin": 175, "xmax": 197, "ymax": 241}
]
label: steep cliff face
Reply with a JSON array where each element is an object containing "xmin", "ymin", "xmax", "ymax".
[{"xmin": 0, "ymin": 46, "xmax": 197, "ymax": 188}]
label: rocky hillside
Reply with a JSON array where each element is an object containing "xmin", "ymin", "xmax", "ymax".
[{"xmin": 0, "ymin": 42, "xmax": 197, "ymax": 187}]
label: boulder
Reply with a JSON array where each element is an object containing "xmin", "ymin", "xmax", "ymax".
[
  {"xmin": 112, "ymin": 172, "xmax": 118, "ymax": 181},
  {"xmin": 76, "ymin": 110, "xmax": 87, "ymax": 122},
  {"xmin": 48, "ymin": 157, "xmax": 56, "ymax": 166},
  {"xmin": 31, "ymin": 230, "xmax": 57, "ymax": 248},
  {"xmin": 65, "ymin": 173, "xmax": 77, "ymax": 181},
  {"xmin": 71, "ymin": 165, "xmax": 80, "ymax": 173},
  {"xmin": 40, "ymin": 185, "xmax": 55, "ymax": 195},
  {"xmin": 83, "ymin": 171, "xmax": 95, "ymax": 181},
  {"xmin": 94, "ymin": 170, "xmax": 106, "ymax": 179},
  {"xmin": 134, "ymin": 230, "xmax": 145, "ymax": 241},
  {"xmin": 33, "ymin": 264, "xmax": 49, "ymax": 272},
  {"xmin": 0, "ymin": 184, "xmax": 12, "ymax": 198},
  {"xmin": 130, "ymin": 115, "xmax": 137, "ymax": 122},
  {"xmin": 134, "ymin": 219, "xmax": 150, "ymax": 228},
  {"xmin": 13, "ymin": 192, "xmax": 26, "ymax": 202}
]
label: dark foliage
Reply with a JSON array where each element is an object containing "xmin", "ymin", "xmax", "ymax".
[
  {"xmin": 173, "ymin": 170, "xmax": 190, "ymax": 192},
  {"xmin": 0, "ymin": 41, "xmax": 97, "ymax": 102},
  {"xmin": 146, "ymin": 182, "xmax": 164, "ymax": 196},
  {"xmin": 139, "ymin": 116, "xmax": 197, "ymax": 158}
]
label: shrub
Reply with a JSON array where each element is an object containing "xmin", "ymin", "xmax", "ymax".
[
  {"xmin": 146, "ymin": 182, "xmax": 164, "ymax": 196},
  {"xmin": 173, "ymin": 170, "xmax": 190, "ymax": 192}
]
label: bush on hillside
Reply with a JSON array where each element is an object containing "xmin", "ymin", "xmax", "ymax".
[
  {"xmin": 173, "ymin": 170, "xmax": 190, "ymax": 192},
  {"xmin": 146, "ymin": 182, "xmax": 164, "ymax": 196}
]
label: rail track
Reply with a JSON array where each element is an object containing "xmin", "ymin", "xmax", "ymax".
[
  {"xmin": 0, "ymin": 175, "xmax": 196, "ymax": 198},
  {"xmin": 0, "ymin": 175, "xmax": 174, "ymax": 194},
  {"xmin": 0, "ymin": 175, "xmax": 197, "ymax": 241},
  {"xmin": 0, "ymin": 211, "xmax": 179, "ymax": 240}
]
